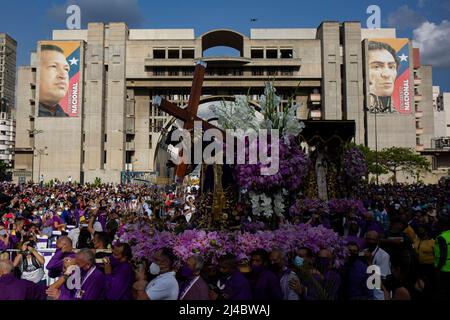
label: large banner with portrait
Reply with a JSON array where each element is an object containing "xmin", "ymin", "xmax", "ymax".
[
  {"xmin": 367, "ymin": 38, "xmax": 411, "ymax": 114},
  {"xmin": 38, "ymin": 41, "xmax": 81, "ymax": 117}
]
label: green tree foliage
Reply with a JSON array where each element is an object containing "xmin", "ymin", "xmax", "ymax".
[{"xmin": 378, "ymin": 147, "xmax": 430, "ymax": 183}]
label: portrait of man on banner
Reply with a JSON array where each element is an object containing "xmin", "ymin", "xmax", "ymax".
[
  {"xmin": 368, "ymin": 41, "xmax": 400, "ymax": 114},
  {"xmin": 38, "ymin": 42, "xmax": 81, "ymax": 117}
]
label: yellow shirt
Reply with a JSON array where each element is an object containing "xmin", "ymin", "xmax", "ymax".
[{"xmin": 413, "ymin": 238, "xmax": 435, "ymax": 265}]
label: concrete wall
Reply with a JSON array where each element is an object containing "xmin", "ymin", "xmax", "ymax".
[
  {"xmin": 417, "ymin": 66, "xmax": 434, "ymax": 148},
  {"xmin": 317, "ymin": 22, "xmax": 342, "ymax": 120},
  {"xmin": 445, "ymin": 93, "xmax": 450, "ymax": 136},
  {"xmin": 342, "ymin": 22, "xmax": 365, "ymax": 144}
]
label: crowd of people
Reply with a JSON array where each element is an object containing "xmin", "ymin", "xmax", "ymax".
[{"xmin": 0, "ymin": 180, "xmax": 449, "ymax": 300}]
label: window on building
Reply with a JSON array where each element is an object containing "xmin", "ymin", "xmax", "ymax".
[
  {"xmin": 280, "ymin": 49, "xmax": 293, "ymax": 58},
  {"xmin": 266, "ymin": 49, "xmax": 278, "ymax": 59},
  {"xmin": 153, "ymin": 68, "xmax": 165, "ymax": 76},
  {"xmin": 153, "ymin": 49, "xmax": 165, "ymax": 59},
  {"xmin": 182, "ymin": 49, "xmax": 194, "ymax": 59},
  {"xmin": 267, "ymin": 68, "xmax": 278, "ymax": 76},
  {"xmin": 182, "ymin": 67, "xmax": 194, "ymax": 76},
  {"xmin": 126, "ymin": 134, "xmax": 135, "ymax": 143},
  {"xmin": 251, "ymin": 49, "xmax": 264, "ymax": 59},
  {"xmin": 149, "ymin": 135, "xmax": 153, "ymax": 149},
  {"xmin": 168, "ymin": 68, "xmax": 179, "ymax": 76},
  {"xmin": 103, "ymin": 151, "xmax": 107, "ymax": 164},
  {"xmin": 168, "ymin": 49, "xmax": 179, "ymax": 59},
  {"xmin": 252, "ymin": 68, "xmax": 264, "ymax": 76}
]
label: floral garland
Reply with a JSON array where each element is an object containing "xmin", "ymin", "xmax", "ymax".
[
  {"xmin": 114, "ymin": 223, "xmax": 348, "ymax": 268},
  {"xmin": 342, "ymin": 147, "xmax": 368, "ymax": 184},
  {"xmin": 289, "ymin": 198, "xmax": 367, "ymax": 217}
]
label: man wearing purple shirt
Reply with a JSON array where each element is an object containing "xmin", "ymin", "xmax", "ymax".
[
  {"xmin": 216, "ymin": 254, "xmax": 252, "ymax": 300},
  {"xmin": 46, "ymin": 236, "xmax": 74, "ymax": 278},
  {"xmin": 103, "ymin": 243, "xmax": 134, "ymax": 300},
  {"xmin": 249, "ymin": 249, "xmax": 283, "ymax": 300},
  {"xmin": 0, "ymin": 259, "xmax": 46, "ymax": 300}
]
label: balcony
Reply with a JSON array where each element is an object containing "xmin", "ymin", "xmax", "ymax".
[
  {"xmin": 416, "ymin": 144, "xmax": 424, "ymax": 151},
  {"xmin": 415, "ymin": 94, "xmax": 422, "ymax": 102},
  {"xmin": 416, "ymin": 128, "xmax": 424, "ymax": 135},
  {"xmin": 415, "ymin": 111, "xmax": 423, "ymax": 118},
  {"xmin": 310, "ymin": 110, "xmax": 321, "ymax": 120},
  {"xmin": 414, "ymin": 76, "xmax": 422, "ymax": 86},
  {"xmin": 309, "ymin": 93, "xmax": 321, "ymax": 104},
  {"xmin": 126, "ymin": 142, "xmax": 135, "ymax": 151}
]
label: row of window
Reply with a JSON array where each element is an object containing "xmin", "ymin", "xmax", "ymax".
[
  {"xmin": 146, "ymin": 67, "xmax": 296, "ymax": 76},
  {"xmin": 151, "ymin": 48, "xmax": 294, "ymax": 59},
  {"xmin": 153, "ymin": 49, "xmax": 195, "ymax": 59}
]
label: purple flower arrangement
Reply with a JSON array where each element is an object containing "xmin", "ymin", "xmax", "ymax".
[
  {"xmin": 116, "ymin": 222, "xmax": 347, "ymax": 268},
  {"xmin": 342, "ymin": 147, "xmax": 367, "ymax": 183},
  {"xmin": 289, "ymin": 198, "xmax": 367, "ymax": 217},
  {"xmin": 233, "ymin": 137, "xmax": 309, "ymax": 193}
]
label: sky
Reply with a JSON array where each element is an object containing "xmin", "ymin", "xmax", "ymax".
[{"xmin": 0, "ymin": 0, "xmax": 449, "ymax": 91}]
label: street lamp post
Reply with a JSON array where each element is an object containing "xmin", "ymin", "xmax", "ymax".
[
  {"xmin": 35, "ymin": 147, "xmax": 48, "ymax": 184},
  {"xmin": 28, "ymin": 129, "xmax": 44, "ymax": 182}
]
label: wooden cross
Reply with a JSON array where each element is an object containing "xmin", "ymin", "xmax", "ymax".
[{"xmin": 152, "ymin": 61, "xmax": 225, "ymax": 182}]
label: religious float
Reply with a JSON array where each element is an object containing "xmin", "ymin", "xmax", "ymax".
[{"xmin": 115, "ymin": 61, "xmax": 369, "ymax": 268}]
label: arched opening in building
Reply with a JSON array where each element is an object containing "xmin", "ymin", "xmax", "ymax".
[{"xmin": 201, "ymin": 29, "xmax": 245, "ymax": 57}]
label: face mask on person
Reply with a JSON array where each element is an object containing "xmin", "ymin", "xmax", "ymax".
[
  {"xmin": 181, "ymin": 265, "xmax": 195, "ymax": 278},
  {"xmin": 149, "ymin": 262, "xmax": 160, "ymax": 275},
  {"xmin": 293, "ymin": 256, "xmax": 304, "ymax": 268},
  {"xmin": 65, "ymin": 207, "xmax": 69, "ymax": 211}
]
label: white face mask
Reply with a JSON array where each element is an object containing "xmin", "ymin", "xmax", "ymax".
[{"xmin": 149, "ymin": 262, "xmax": 160, "ymax": 275}]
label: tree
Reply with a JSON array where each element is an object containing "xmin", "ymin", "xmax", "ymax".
[
  {"xmin": 352, "ymin": 144, "xmax": 387, "ymax": 177},
  {"xmin": 378, "ymin": 147, "xmax": 430, "ymax": 183}
]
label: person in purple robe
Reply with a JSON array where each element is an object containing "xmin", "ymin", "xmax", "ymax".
[
  {"xmin": 103, "ymin": 243, "xmax": 134, "ymax": 300},
  {"xmin": 73, "ymin": 248, "xmax": 106, "ymax": 300},
  {"xmin": 46, "ymin": 255, "xmax": 78, "ymax": 300},
  {"xmin": 248, "ymin": 249, "xmax": 282, "ymax": 300},
  {"xmin": 215, "ymin": 254, "xmax": 252, "ymax": 300},
  {"xmin": 316, "ymin": 249, "xmax": 342, "ymax": 300},
  {"xmin": 341, "ymin": 242, "xmax": 371, "ymax": 300},
  {"xmin": 46, "ymin": 236, "xmax": 74, "ymax": 278},
  {"xmin": 178, "ymin": 254, "xmax": 209, "ymax": 300},
  {"xmin": 0, "ymin": 259, "xmax": 46, "ymax": 300}
]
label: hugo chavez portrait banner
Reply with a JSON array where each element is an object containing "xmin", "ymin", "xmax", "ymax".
[{"xmin": 38, "ymin": 41, "xmax": 81, "ymax": 117}]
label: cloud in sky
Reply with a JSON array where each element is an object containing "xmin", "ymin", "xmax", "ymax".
[
  {"xmin": 413, "ymin": 20, "xmax": 450, "ymax": 67},
  {"xmin": 386, "ymin": 5, "xmax": 426, "ymax": 30},
  {"xmin": 47, "ymin": 0, "xmax": 145, "ymax": 28}
]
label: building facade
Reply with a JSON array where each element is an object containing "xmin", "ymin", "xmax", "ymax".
[
  {"xmin": 0, "ymin": 33, "xmax": 17, "ymax": 166},
  {"xmin": 13, "ymin": 22, "xmax": 433, "ymax": 184}
]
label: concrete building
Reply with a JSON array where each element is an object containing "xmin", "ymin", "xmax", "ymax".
[
  {"xmin": 13, "ymin": 22, "xmax": 432, "ymax": 184},
  {"xmin": 0, "ymin": 33, "xmax": 16, "ymax": 165}
]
